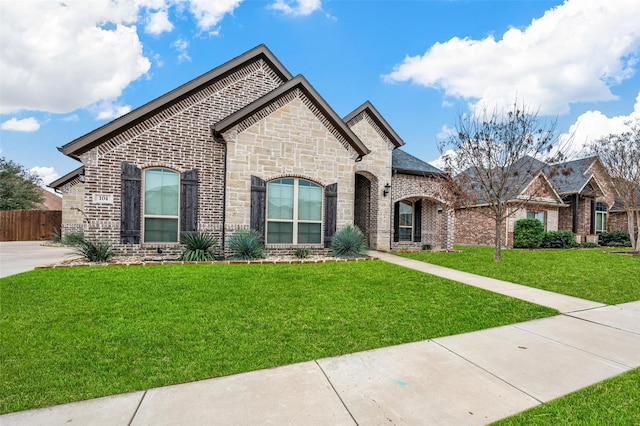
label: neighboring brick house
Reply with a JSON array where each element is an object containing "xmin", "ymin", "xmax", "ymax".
[
  {"xmin": 50, "ymin": 45, "xmax": 454, "ymax": 256},
  {"xmin": 455, "ymin": 157, "xmax": 565, "ymax": 247},
  {"xmin": 545, "ymin": 156, "xmax": 618, "ymax": 243},
  {"xmin": 455, "ymin": 154, "xmax": 629, "ymax": 247}
]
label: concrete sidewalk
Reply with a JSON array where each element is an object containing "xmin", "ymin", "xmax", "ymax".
[{"xmin": 2, "ymin": 252, "xmax": 639, "ymax": 425}]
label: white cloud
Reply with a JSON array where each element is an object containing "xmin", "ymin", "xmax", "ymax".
[
  {"xmin": 29, "ymin": 166, "xmax": 60, "ymax": 187},
  {"xmin": 144, "ymin": 9, "xmax": 174, "ymax": 34},
  {"xmin": 270, "ymin": 0, "xmax": 321, "ymax": 16},
  {"xmin": 560, "ymin": 91, "xmax": 640, "ymax": 157},
  {"xmin": 172, "ymin": 38, "xmax": 191, "ymax": 63},
  {"xmin": 90, "ymin": 100, "xmax": 132, "ymax": 120},
  {"xmin": 187, "ymin": 0, "xmax": 243, "ymax": 32},
  {"xmin": 61, "ymin": 115, "xmax": 80, "ymax": 122},
  {"xmin": 1, "ymin": 117, "xmax": 40, "ymax": 132},
  {"xmin": 384, "ymin": 0, "xmax": 640, "ymax": 115},
  {"xmin": 436, "ymin": 124, "xmax": 456, "ymax": 140},
  {"xmin": 0, "ymin": 0, "xmax": 151, "ymax": 115}
]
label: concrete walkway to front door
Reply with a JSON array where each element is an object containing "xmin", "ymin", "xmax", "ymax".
[{"xmin": 2, "ymin": 251, "xmax": 639, "ymax": 425}]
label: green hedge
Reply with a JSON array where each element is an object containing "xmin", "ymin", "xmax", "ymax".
[
  {"xmin": 541, "ymin": 231, "xmax": 577, "ymax": 249},
  {"xmin": 599, "ymin": 231, "xmax": 632, "ymax": 247},
  {"xmin": 514, "ymin": 219, "xmax": 545, "ymax": 248}
]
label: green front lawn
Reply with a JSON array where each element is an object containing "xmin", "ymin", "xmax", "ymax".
[
  {"xmin": 1, "ymin": 261, "xmax": 556, "ymax": 414},
  {"xmin": 492, "ymin": 368, "xmax": 640, "ymax": 425},
  {"xmin": 400, "ymin": 247, "xmax": 640, "ymax": 305}
]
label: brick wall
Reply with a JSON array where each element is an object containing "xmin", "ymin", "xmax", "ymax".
[
  {"xmin": 391, "ymin": 173, "xmax": 454, "ymax": 250},
  {"xmin": 74, "ymin": 59, "xmax": 285, "ymax": 256}
]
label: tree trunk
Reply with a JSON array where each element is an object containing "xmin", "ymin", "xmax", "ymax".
[
  {"xmin": 494, "ymin": 217, "xmax": 503, "ymax": 262},
  {"xmin": 628, "ymin": 211, "xmax": 638, "ymax": 251},
  {"xmin": 634, "ymin": 211, "xmax": 640, "ymax": 253}
]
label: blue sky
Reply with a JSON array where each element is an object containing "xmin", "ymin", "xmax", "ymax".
[{"xmin": 1, "ymin": 0, "xmax": 639, "ymax": 188}]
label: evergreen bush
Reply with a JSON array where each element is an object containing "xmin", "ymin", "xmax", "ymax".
[
  {"xmin": 599, "ymin": 231, "xmax": 632, "ymax": 247},
  {"xmin": 541, "ymin": 231, "xmax": 577, "ymax": 249},
  {"xmin": 513, "ymin": 219, "xmax": 545, "ymax": 248}
]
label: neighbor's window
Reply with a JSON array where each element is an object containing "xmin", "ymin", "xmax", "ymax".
[
  {"xmin": 527, "ymin": 210, "xmax": 545, "ymax": 227},
  {"xmin": 143, "ymin": 168, "xmax": 179, "ymax": 242},
  {"xmin": 266, "ymin": 178, "xmax": 322, "ymax": 244},
  {"xmin": 595, "ymin": 202, "xmax": 607, "ymax": 233},
  {"xmin": 398, "ymin": 200, "xmax": 413, "ymax": 242}
]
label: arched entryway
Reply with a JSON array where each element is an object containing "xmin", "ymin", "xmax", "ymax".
[{"xmin": 354, "ymin": 172, "xmax": 379, "ymax": 249}]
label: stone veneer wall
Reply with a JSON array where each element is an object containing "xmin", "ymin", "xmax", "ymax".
[
  {"xmin": 222, "ymin": 94, "xmax": 356, "ymax": 253},
  {"xmin": 348, "ymin": 112, "xmax": 394, "ymax": 250},
  {"xmin": 75, "ymin": 59, "xmax": 285, "ymax": 256},
  {"xmin": 59, "ymin": 178, "xmax": 86, "ymax": 234},
  {"xmin": 391, "ymin": 173, "xmax": 454, "ymax": 250}
]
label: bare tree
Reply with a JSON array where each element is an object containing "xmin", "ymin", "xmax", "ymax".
[
  {"xmin": 440, "ymin": 101, "xmax": 565, "ymax": 262},
  {"xmin": 588, "ymin": 119, "xmax": 640, "ymax": 252}
]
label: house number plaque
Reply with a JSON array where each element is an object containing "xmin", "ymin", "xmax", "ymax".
[{"xmin": 93, "ymin": 194, "xmax": 114, "ymax": 204}]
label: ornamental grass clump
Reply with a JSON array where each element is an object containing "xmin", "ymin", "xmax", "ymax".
[
  {"xmin": 227, "ymin": 229, "xmax": 264, "ymax": 260},
  {"xmin": 180, "ymin": 232, "xmax": 218, "ymax": 261},
  {"xmin": 74, "ymin": 238, "xmax": 115, "ymax": 262},
  {"xmin": 331, "ymin": 224, "xmax": 367, "ymax": 258}
]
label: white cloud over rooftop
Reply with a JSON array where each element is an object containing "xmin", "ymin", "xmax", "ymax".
[{"xmin": 384, "ymin": 0, "xmax": 640, "ymax": 116}]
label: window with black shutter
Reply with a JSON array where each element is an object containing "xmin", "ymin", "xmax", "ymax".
[{"xmin": 121, "ymin": 162, "xmax": 141, "ymax": 244}]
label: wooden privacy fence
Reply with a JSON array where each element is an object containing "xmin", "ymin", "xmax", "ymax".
[{"xmin": 0, "ymin": 210, "xmax": 62, "ymax": 241}]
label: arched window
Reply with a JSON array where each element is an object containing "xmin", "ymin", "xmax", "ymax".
[
  {"xmin": 266, "ymin": 178, "xmax": 322, "ymax": 244},
  {"xmin": 143, "ymin": 168, "xmax": 179, "ymax": 242}
]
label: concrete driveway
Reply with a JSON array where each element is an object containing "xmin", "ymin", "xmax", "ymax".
[{"xmin": 0, "ymin": 241, "xmax": 77, "ymax": 278}]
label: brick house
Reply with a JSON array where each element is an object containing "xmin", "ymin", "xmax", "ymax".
[
  {"xmin": 455, "ymin": 154, "xmax": 629, "ymax": 247},
  {"xmin": 50, "ymin": 45, "xmax": 454, "ymax": 257}
]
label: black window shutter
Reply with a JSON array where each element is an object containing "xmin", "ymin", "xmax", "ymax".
[
  {"xmin": 324, "ymin": 183, "xmax": 338, "ymax": 248},
  {"xmin": 181, "ymin": 169, "xmax": 199, "ymax": 237},
  {"xmin": 251, "ymin": 176, "xmax": 266, "ymax": 241},
  {"xmin": 121, "ymin": 162, "xmax": 141, "ymax": 244},
  {"xmin": 393, "ymin": 202, "xmax": 399, "ymax": 242},
  {"xmin": 413, "ymin": 199, "xmax": 422, "ymax": 242}
]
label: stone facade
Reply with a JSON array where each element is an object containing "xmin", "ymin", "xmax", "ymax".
[
  {"xmin": 58, "ymin": 178, "xmax": 86, "ymax": 233},
  {"xmin": 223, "ymin": 93, "xmax": 356, "ymax": 251},
  {"xmin": 348, "ymin": 111, "xmax": 394, "ymax": 250}
]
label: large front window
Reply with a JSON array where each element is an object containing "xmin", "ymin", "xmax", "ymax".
[
  {"xmin": 267, "ymin": 178, "xmax": 322, "ymax": 244},
  {"xmin": 144, "ymin": 168, "xmax": 179, "ymax": 242},
  {"xmin": 398, "ymin": 200, "xmax": 413, "ymax": 242},
  {"xmin": 595, "ymin": 202, "xmax": 607, "ymax": 233}
]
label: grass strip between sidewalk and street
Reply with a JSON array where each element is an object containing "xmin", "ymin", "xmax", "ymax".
[
  {"xmin": 399, "ymin": 247, "xmax": 640, "ymax": 305},
  {"xmin": 1, "ymin": 260, "xmax": 557, "ymax": 414}
]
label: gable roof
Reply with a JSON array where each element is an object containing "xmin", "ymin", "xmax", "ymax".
[
  {"xmin": 392, "ymin": 149, "xmax": 444, "ymax": 176},
  {"xmin": 59, "ymin": 45, "xmax": 293, "ymax": 160},
  {"xmin": 211, "ymin": 75, "xmax": 370, "ymax": 158},
  {"xmin": 49, "ymin": 166, "xmax": 85, "ymax": 190},
  {"xmin": 344, "ymin": 101, "xmax": 404, "ymax": 148},
  {"xmin": 545, "ymin": 156, "xmax": 600, "ymax": 195}
]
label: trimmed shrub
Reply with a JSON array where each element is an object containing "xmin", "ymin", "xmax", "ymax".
[
  {"xmin": 541, "ymin": 231, "xmax": 577, "ymax": 249},
  {"xmin": 180, "ymin": 232, "xmax": 218, "ymax": 261},
  {"xmin": 514, "ymin": 219, "xmax": 545, "ymax": 248},
  {"xmin": 579, "ymin": 242, "xmax": 600, "ymax": 248},
  {"xmin": 227, "ymin": 229, "xmax": 264, "ymax": 260},
  {"xmin": 421, "ymin": 244, "xmax": 432, "ymax": 251},
  {"xmin": 332, "ymin": 224, "xmax": 367, "ymax": 258},
  {"xmin": 599, "ymin": 231, "xmax": 632, "ymax": 247},
  {"xmin": 74, "ymin": 238, "xmax": 116, "ymax": 262}
]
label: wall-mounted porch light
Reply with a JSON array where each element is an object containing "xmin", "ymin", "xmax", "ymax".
[{"xmin": 383, "ymin": 182, "xmax": 391, "ymax": 197}]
